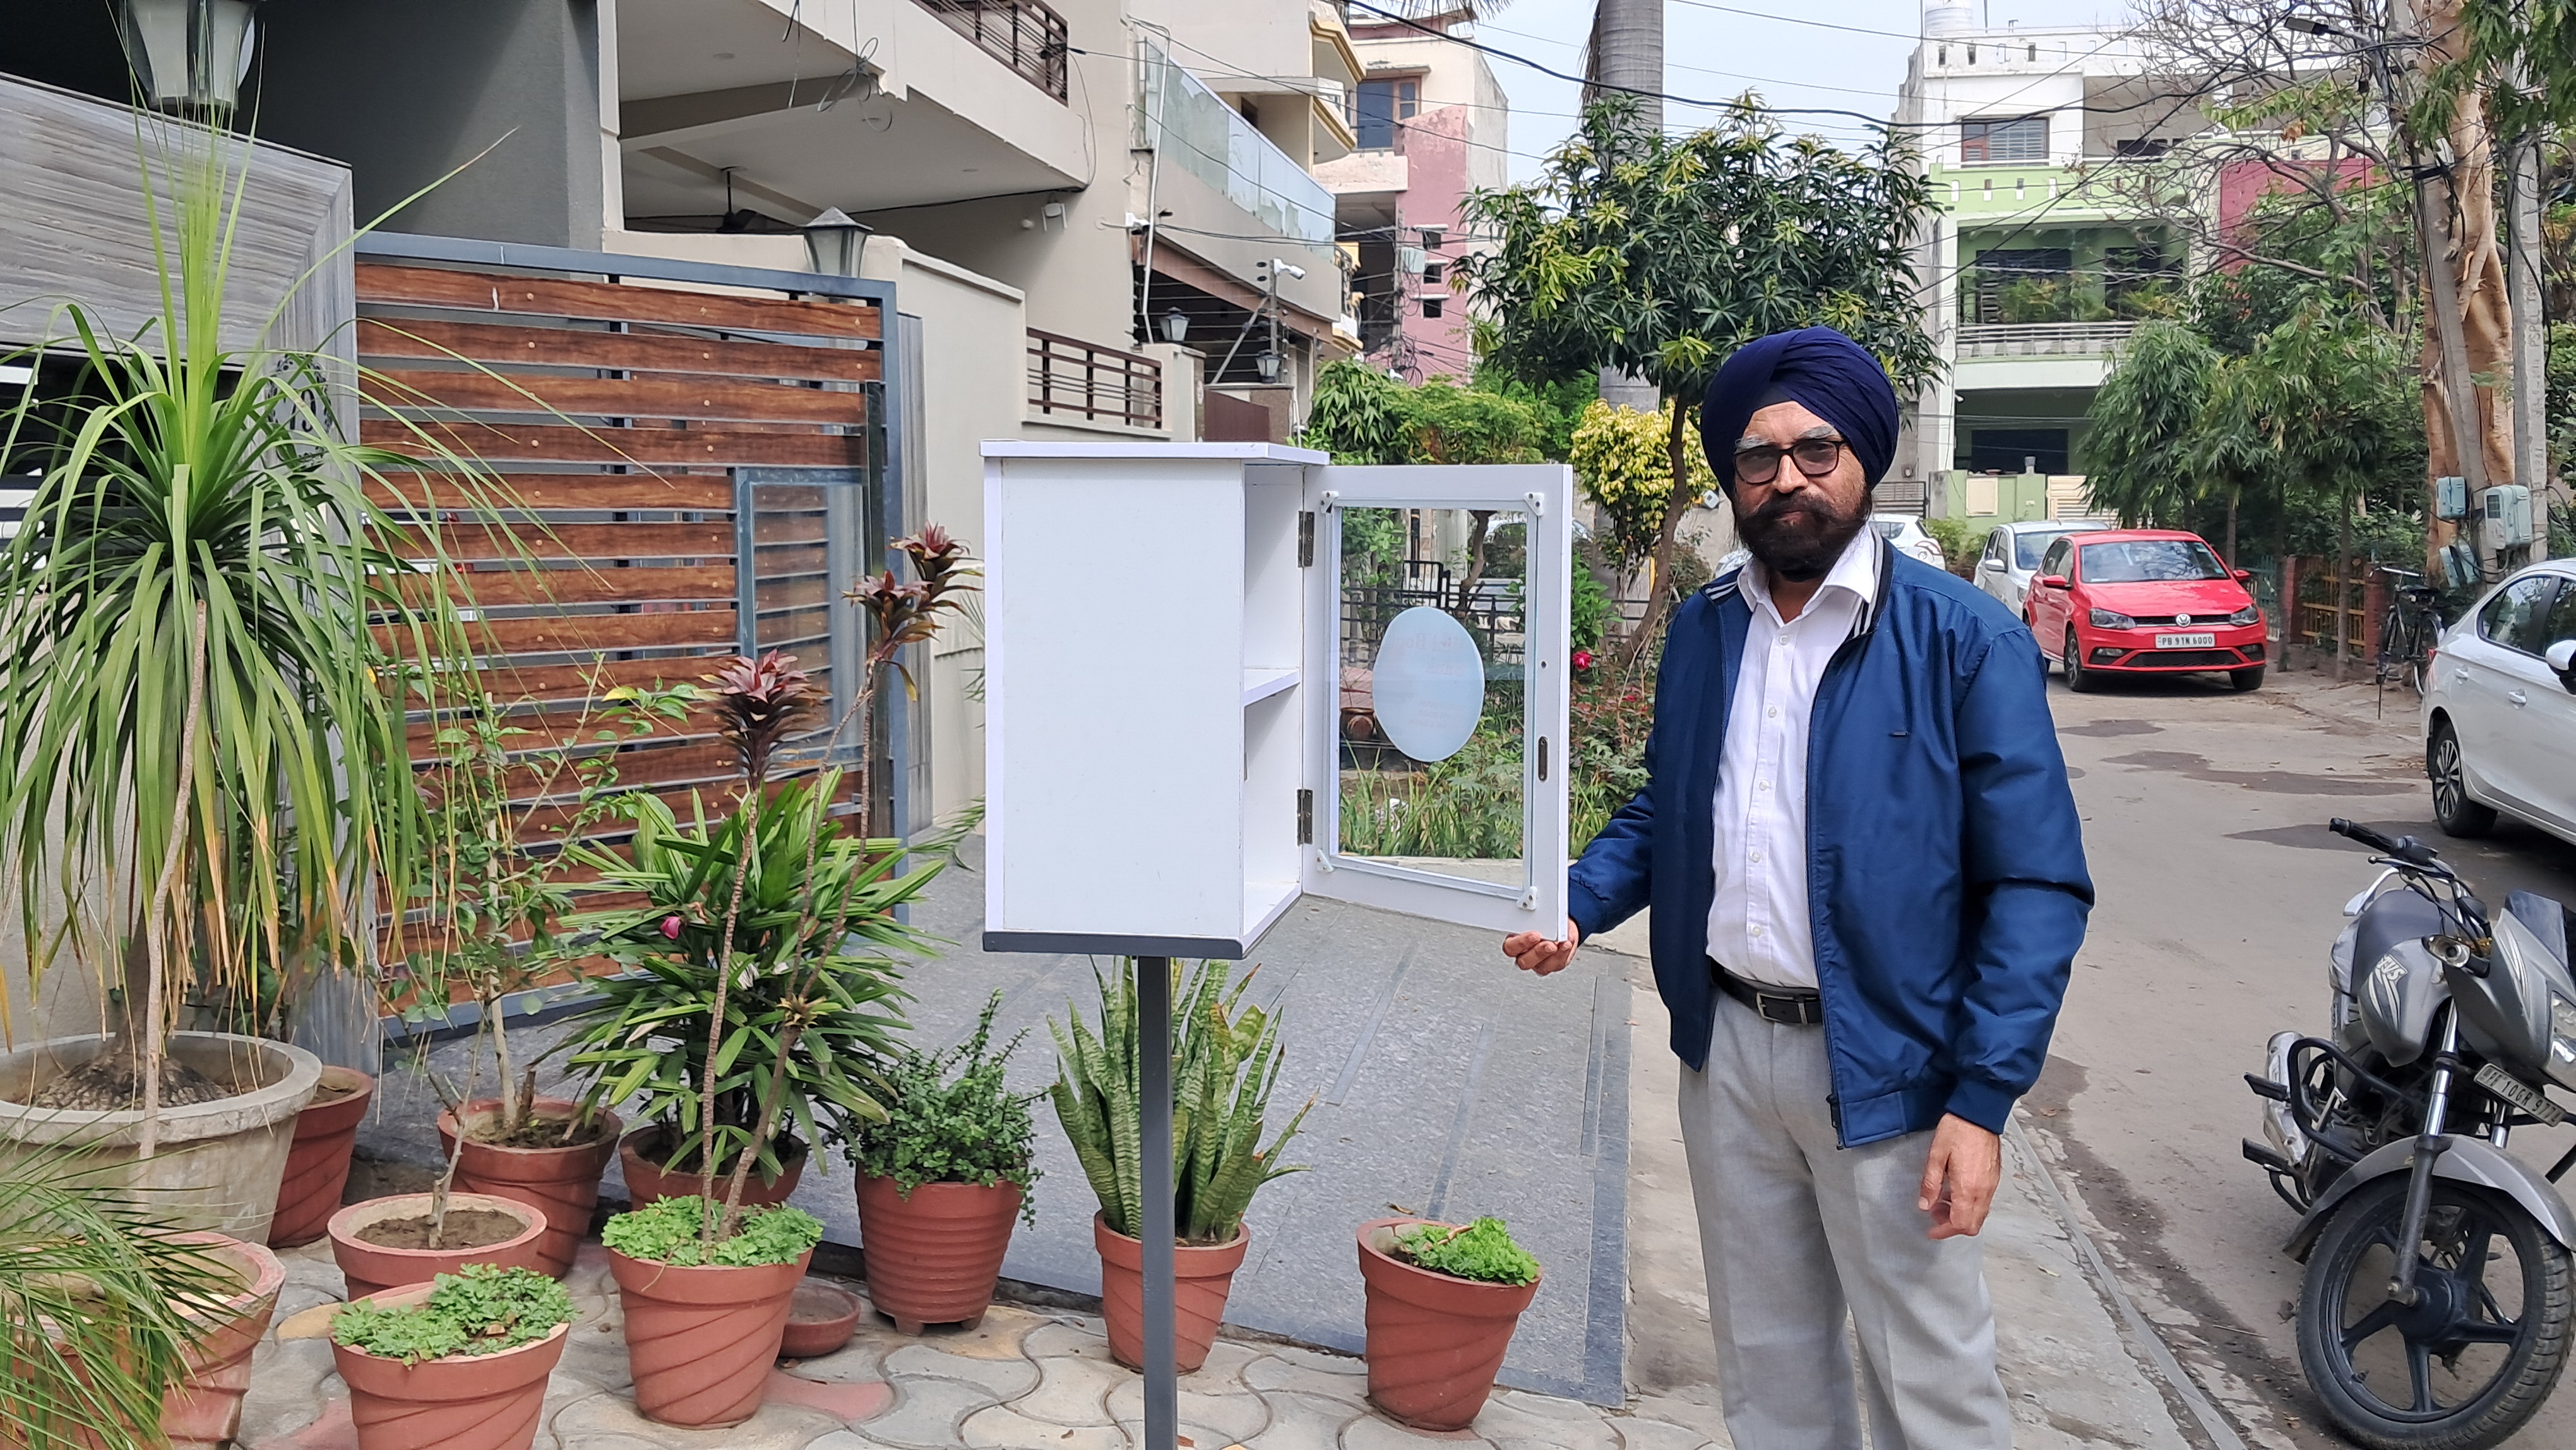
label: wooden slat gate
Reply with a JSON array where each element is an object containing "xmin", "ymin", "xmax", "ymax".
[{"xmin": 352, "ymin": 234, "xmax": 903, "ymax": 995}]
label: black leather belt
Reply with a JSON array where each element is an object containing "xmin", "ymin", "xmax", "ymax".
[{"xmin": 1712, "ymin": 958, "xmax": 1825, "ymax": 1026}]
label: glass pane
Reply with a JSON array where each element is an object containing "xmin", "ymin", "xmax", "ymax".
[{"xmin": 1333, "ymin": 505, "xmax": 1530, "ymax": 895}]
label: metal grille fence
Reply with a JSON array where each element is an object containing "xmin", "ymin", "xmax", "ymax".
[
  {"xmin": 1027, "ymin": 329, "xmax": 1162, "ymax": 428},
  {"xmin": 911, "ymin": 0, "xmax": 1070, "ymax": 100}
]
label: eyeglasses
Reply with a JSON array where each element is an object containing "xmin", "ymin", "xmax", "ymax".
[{"xmin": 1732, "ymin": 437, "xmax": 1848, "ymax": 485}]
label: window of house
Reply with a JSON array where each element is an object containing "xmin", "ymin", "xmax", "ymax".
[
  {"xmin": 1356, "ymin": 78, "xmax": 1420, "ymax": 150},
  {"xmin": 1421, "ymin": 296, "xmax": 1445, "ymax": 319},
  {"xmin": 1960, "ymin": 115, "xmax": 2048, "ymax": 165},
  {"xmin": 1422, "ymin": 261, "xmax": 1445, "ymax": 285},
  {"xmin": 1968, "ymin": 247, "xmax": 2073, "ymax": 323}
]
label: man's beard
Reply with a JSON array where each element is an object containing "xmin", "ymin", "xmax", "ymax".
[{"xmin": 1734, "ymin": 486, "xmax": 1868, "ymax": 584}]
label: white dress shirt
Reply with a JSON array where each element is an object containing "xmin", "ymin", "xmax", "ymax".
[{"xmin": 1705, "ymin": 527, "xmax": 1880, "ymax": 990}]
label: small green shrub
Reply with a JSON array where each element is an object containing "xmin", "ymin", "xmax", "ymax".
[
  {"xmin": 331, "ymin": 1265, "xmax": 573, "ymax": 1365},
  {"xmin": 1923, "ymin": 516, "xmax": 1981, "ymax": 575},
  {"xmin": 846, "ymin": 991, "xmax": 1042, "ymax": 1223},
  {"xmin": 1392, "ymin": 1217, "xmax": 1540, "ymax": 1286},
  {"xmin": 601, "ymin": 1197, "xmax": 824, "ymax": 1267}
]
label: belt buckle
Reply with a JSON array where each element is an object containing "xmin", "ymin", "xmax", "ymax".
[{"xmin": 1754, "ymin": 988, "xmax": 1813, "ymax": 1025}]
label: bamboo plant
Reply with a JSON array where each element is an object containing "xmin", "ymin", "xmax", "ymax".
[{"xmin": 1049, "ymin": 959, "xmax": 1311, "ymax": 1245}]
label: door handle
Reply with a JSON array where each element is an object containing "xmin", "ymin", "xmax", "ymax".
[
  {"xmin": 2509, "ymin": 690, "xmax": 2528, "ymax": 707},
  {"xmin": 2455, "ymin": 669, "xmax": 2471, "ymax": 685}
]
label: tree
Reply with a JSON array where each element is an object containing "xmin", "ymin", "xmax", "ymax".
[
  {"xmin": 2084, "ymin": 322, "xmax": 2225, "ymax": 536},
  {"xmin": 1568, "ymin": 399, "xmax": 1714, "ymax": 587},
  {"xmin": 1459, "ymin": 95, "xmax": 1939, "ymax": 668}
]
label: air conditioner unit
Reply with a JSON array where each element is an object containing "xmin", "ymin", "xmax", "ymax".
[{"xmin": 2479, "ymin": 484, "xmax": 2533, "ymax": 550}]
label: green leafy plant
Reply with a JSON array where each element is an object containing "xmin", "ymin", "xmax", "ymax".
[
  {"xmin": 331, "ymin": 1264, "xmax": 575, "ymax": 1365},
  {"xmin": 1391, "ymin": 1217, "xmax": 1540, "ymax": 1287},
  {"xmin": 1921, "ymin": 516, "xmax": 1982, "ymax": 575},
  {"xmin": 599, "ymin": 1196, "xmax": 824, "ymax": 1269},
  {"xmin": 847, "ymin": 990, "xmax": 1042, "ymax": 1223},
  {"xmin": 1339, "ymin": 727, "xmax": 1527, "ymax": 861},
  {"xmin": 1, "ymin": 1153, "xmax": 246, "ymax": 1444},
  {"xmin": 1568, "ymin": 399, "xmax": 1714, "ymax": 583},
  {"xmin": 1049, "ymin": 959, "xmax": 1311, "ymax": 1245}
]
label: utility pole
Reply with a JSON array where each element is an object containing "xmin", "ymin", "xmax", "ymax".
[
  {"xmin": 1589, "ymin": 0, "xmax": 1665, "ymax": 412},
  {"xmin": 2507, "ymin": 125, "xmax": 2549, "ymax": 561}
]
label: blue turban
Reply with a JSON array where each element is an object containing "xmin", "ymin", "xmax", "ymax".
[{"xmin": 1698, "ymin": 327, "xmax": 1899, "ymax": 492}]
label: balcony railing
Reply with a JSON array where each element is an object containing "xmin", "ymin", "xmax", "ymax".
[
  {"xmin": 912, "ymin": 0, "xmax": 1069, "ymax": 102},
  {"xmin": 1138, "ymin": 42, "xmax": 1336, "ymax": 245},
  {"xmin": 1028, "ymin": 330, "xmax": 1162, "ymax": 429},
  {"xmin": 1957, "ymin": 321, "xmax": 2141, "ymax": 357}
]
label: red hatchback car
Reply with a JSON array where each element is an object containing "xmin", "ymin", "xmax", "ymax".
[{"xmin": 2023, "ymin": 529, "xmax": 2269, "ymax": 692}]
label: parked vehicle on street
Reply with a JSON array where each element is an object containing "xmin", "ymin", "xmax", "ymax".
[
  {"xmin": 1972, "ymin": 519, "xmax": 2090, "ymax": 614},
  {"xmin": 2021, "ymin": 529, "xmax": 2267, "ymax": 692},
  {"xmin": 2419, "ymin": 560, "xmax": 2576, "ymax": 848},
  {"xmin": 2375, "ymin": 565, "xmax": 2446, "ymax": 697},
  {"xmin": 2243, "ymin": 819, "xmax": 2576, "ymax": 1450},
  {"xmin": 1871, "ymin": 513, "xmax": 1947, "ymax": 570}
]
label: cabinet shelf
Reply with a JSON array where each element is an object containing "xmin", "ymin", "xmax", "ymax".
[{"xmin": 1241, "ymin": 667, "xmax": 1297, "ymax": 708}]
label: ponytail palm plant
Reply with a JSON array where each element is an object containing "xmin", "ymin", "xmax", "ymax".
[{"xmin": 0, "ymin": 117, "xmax": 492, "ymax": 1134}]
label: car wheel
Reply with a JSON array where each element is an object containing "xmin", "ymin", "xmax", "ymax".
[
  {"xmin": 2063, "ymin": 628, "xmax": 2098, "ymax": 693},
  {"xmin": 2428, "ymin": 717, "xmax": 2496, "ymax": 837},
  {"xmin": 2229, "ymin": 666, "xmax": 2264, "ymax": 692}
]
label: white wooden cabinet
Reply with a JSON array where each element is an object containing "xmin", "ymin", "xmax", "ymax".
[{"xmin": 982, "ymin": 443, "xmax": 1570, "ymax": 957}]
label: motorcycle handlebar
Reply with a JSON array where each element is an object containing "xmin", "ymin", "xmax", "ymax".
[{"xmin": 2330, "ymin": 817, "xmax": 2400, "ymax": 854}]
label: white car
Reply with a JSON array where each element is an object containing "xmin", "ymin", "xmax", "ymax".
[
  {"xmin": 1872, "ymin": 515, "xmax": 1947, "ymax": 570},
  {"xmin": 2421, "ymin": 560, "xmax": 2576, "ymax": 846},
  {"xmin": 1972, "ymin": 519, "xmax": 2093, "ymax": 616}
]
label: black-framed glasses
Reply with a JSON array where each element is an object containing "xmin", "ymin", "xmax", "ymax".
[{"xmin": 1733, "ymin": 437, "xmax": 1847, "ymax": 485}]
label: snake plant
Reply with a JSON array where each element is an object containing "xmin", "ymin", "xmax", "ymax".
[{"xmin": 1049, "ymin": 959, "xmax": 1310, "ymax": 1245}]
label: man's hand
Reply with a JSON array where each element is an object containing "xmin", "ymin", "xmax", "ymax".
[
  {"xmin": 1917, "ymin": 1114, "xmax": 2001, "ymax": 1240},
  {"xmin": 1503, "ymin": 920, "xmax": 1582, "ymax": 976}
]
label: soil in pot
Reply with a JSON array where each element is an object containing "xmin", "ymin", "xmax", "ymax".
[
  {"xmin": 269, "ymin": 1066, "xmax": 374, "ymax": 1249},
  {"xmin": 1094, "ymin": 1214, "xmax": 1248, "ymax": 1374},
  {"xmin": 618, "ymin": 1126, "xmax": 805, "ymax": 1209},
  {"xmin": 434, "ymin": 1099, "xmax": 620, "ymax": 1278},
  {"xmin": 1355, "ymin": 1218, "xmax": 1542, "ymax": 1432},
  {"xmin": 328, "ymin": 1194, "xmax": 548, "ymax": 1302},
  {"xmin": 609, "ymin": 1250, "xmax": 812, "ymax": 1427},
  {"xmin": 331, "ymin": 1281, "xmax": 570, "ymax": 1450},
  {"xmin": 163, "ymin": 1233, "xmax": 286, "ymax": 1450},
  {"xmin": 856, "ymin": 1177, "xmax": 1020, "ymax": 1334}
]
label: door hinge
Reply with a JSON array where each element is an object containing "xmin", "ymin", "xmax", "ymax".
[
  {"xmin": 1297, "ymin": 510, "xmax": 1315, "ymax": 567},
  {"xmin": 1296, "ymin": 788, "xmax": 1314, "ymax": 844}
]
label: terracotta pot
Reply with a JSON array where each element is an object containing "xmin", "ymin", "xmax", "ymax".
[
  {"xmin": 617, "ymin": 1125, "xmax": 805, "ymax": 1209},
  {"xmin": 609, "ymin": 1247, "xmax": 811, "ymax": 1427},
  {"xmin": 434, "ymin": 1098, "xmax": 619, "ymax": 1278},
  {"xmin": 326, "ymin": 1193, "xmax": 548, "ymax": 1302},
  {"xmin": 1094, "ymin": 1214, "xmax": 1248, "ymax": 1375},
  {"xmin": 778, "ymin": 1279, "xmax": 861, "ymax": 1360},
  {"xmin": 1355, "ymin": 1218, "xmax": 1542, "ymax": 1432},
  {"xmin": 269, "ymin": 1067, "xmax": 374, "ymax": 1248},
  {"xmin": 331, "ymin": 1281, "xmax": 570, "ymax": 1450},
  {"xmin": 162, "ymin": 1233, "xmax": 285, "ymax": 1450},
  {"xmin": 856, "ymin": 1176, "xmax": 1020, "ymax": 1334}
]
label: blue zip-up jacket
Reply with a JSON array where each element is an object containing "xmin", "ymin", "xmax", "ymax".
[{"xmin": 1569, "ymin": 540, "xmax": 2092, "ymax": 1147}]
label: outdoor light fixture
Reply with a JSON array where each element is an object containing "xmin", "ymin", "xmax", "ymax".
[
  {"xmin": 1255, "ymin": 351, "xmax": 1281, "ymax": 383},
  {"xmin": 1158, "ymin": 309, "xmax": 1190, "ymax": 344},
  {"xmin": 803, "ymin": 207, "xmax": 872, "ymax": 278},
  {"xmin": 2283, "ymin": 15, "xmax": 2340, "ymax": 34},
  {"xmin": 119, "ymin": 0, "xmax": 260, "ymax": 117}
]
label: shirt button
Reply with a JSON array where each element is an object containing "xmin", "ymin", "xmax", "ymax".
[
  {"xmin": 1775, "ymin": 635, "xmax": 1791, "ymax": 647},
  {"xmin": 1750, "ymin": 925, "xmax": 1765, "ymax": 937},
  {"xmin": 1749, "ymin": 851, "xmax": 1763, "ymax": 863},
  {"xmin": 1758, "ymin": 780, "xmax": 1771, "ymax": 791},
  {"xmin": 1767, "ymin": 707, "xmax": 1778, "ymax": 719}
]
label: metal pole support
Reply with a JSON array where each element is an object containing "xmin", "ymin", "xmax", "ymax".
[{"xmin": 1137, "ymin": 956, "xmax": 1178, "ymax": 1450}]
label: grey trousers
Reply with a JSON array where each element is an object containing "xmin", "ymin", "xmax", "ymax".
[{"xmin": 1677, "ymin": 992, "xmax": 2013, "ymax": 1450}]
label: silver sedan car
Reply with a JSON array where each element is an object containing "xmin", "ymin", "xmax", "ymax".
[
  {"xmin": 2421, "ymin": 559, "xmax": 2576, "ymax": 846},
  {"xmin": 1973, "ymin": 519, "xmax": 2095, "ymax": 616}
]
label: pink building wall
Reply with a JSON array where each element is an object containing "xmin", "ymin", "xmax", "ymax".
[{"xmin": 1398, "ymin": 102, "xmax": 1477, "ymax": 381}]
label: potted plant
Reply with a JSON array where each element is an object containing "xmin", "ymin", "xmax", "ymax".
[
  {"xmin": 329, "ymin": 1263, "xmax": 576, "ymax": 1450},
  {"xmin": 1356, "ymin": 1216, "xmax": 1543, "ymax": 1431},
  {"xmin": 269, "ymin": 1065, "xmax": 376, "ymax": 1248},
  {"xmin": 847, "ymin": 990, "xmax": 1041, "ymax": 1334},
  {"xmin": 1050, "ymin": 959, "xmax": 1310, "ymax": 1374},
  {"xmin": 326, "ymin": 1192, "xmax": 548, "ymax": 1302},
  {"xmin": 598, "ymin": 1195, "xmax": 825, "ymax": 1426}
]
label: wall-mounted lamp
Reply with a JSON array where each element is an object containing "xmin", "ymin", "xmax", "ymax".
[
  {"xmin": 1158, "ymin": 309, "xmax": 1190, "ymax": 345},
  {"xmin": 1255, "ymin": 351, "xmax": 1281, "ymax": 383},
  {"xmin": 803, "ymin": 207, "xmax": 873, "ymax": 278},
  {"xmin": 119, "ymin": 0, "xmax": 260, "ymax": 117}
]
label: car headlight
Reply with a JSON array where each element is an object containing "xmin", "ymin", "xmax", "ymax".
[
  {"xmin": 2089, "ymin": 608, "xmax": 2137, "ymax": 629},
  {"xmin": 2229, "ymin": 605, "xmax": 2259, "ymax": 626},
  {"xmin": 2549, "ymin": 997, "xmax": 2576, "ymax": 1089}
]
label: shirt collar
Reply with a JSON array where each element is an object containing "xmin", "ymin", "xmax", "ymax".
[{"xmin": 1739, "ymin": 523, "xmax": 1880, "ymax": 625}]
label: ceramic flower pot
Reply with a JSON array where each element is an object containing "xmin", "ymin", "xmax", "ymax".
[
  {"xmin": 617, "ymin": 1125, "xmax": 804, "ymax": 1209},
  {"xmin": 268, "ymin": 1066, "xmax": 374, "ymax": 1248},
  {"xmin": 162, "ymin": 1233, "xmax": 285, "ymax": 1450},
  {"xmin": 856, "ymin": 1176, "xmax": 1021, "ymax": 1334},
  {"xmin": 1094, "ymin": 1213, "xmax": 1248, "ymax": 1375},
  {"xmin": 609, "ymin": 1247, "xmax": 811, "ymax": 1427},
  {"xmin": 778, "ymin": 1279, "xmax": 862, "ymax": 1360},
  {"xmin": 1355, "ymin": 1218, "xmax": 1542, "ymax": 1431},
  {"xmin": 434, "ymin": 1098, "xmax": 619, "ymax": 1278},
  {"xmin": 331, "ymin": 1281, "xmax": 571, "ymax": 1450},
  {"xmin": 326, "ymin": 1193, "xmax": 549, "ymax": 1302}
]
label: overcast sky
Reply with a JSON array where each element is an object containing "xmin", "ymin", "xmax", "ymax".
[{"xmin": 1451, "ymin": 0, "xmax": 2125, "ymax": 182}]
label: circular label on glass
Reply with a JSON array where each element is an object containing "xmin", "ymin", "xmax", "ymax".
[{"xmin": 1372, "ymin": 606, "xmax": 1486, "ymax": 762}]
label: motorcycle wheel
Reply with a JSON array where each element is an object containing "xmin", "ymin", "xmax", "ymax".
[{"xmin": 2297, "ymin": 1177, "xmax": 2573, "ymax": 1450}]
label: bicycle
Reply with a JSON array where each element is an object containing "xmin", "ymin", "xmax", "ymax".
[{"xmin": 2372, "ymin": 565, "xmax": 2443, "ymax": 699}]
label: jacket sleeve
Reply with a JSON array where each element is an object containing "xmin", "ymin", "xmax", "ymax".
[{"xmin": 1943, "ymin": 628, "xmax": 2094, "ymax": 1132}]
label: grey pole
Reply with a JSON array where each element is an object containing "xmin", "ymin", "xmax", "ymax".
[{"xmin": 1136, "ymin": 956, "xmax": 1178, "ymax": 1450}]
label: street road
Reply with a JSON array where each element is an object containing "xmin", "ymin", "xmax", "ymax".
[{"xmin": 2041, "ymin": 664, "xmax": 2576, "ymax": 1449}]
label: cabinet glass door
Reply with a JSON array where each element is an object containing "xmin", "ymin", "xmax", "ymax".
[{"xmin": 1302, "ymin": 465, "xmax": 1570, "ymax": 937}]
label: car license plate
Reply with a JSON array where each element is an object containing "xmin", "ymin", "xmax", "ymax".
[{"xmin": 2156, "ymin": 632, "xmax": 2216, "ymax": 649}]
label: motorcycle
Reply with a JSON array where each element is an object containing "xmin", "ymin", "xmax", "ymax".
[{"xmin": 2243, "ymin": 818, "xmax": 2576, "ymax": 1450}]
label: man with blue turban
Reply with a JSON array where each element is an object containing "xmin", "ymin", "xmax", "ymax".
[{"xmin": 1507, "ymin": 327, "xmax": 2092, "ymax": 1448}]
